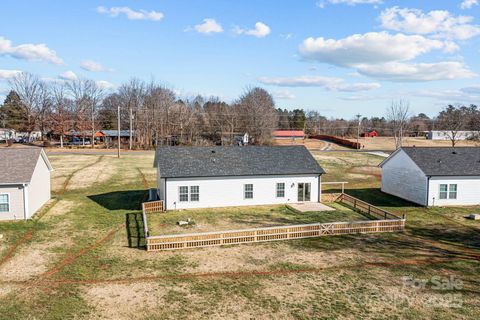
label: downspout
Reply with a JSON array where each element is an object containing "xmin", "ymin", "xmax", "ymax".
[
  {"xmin": 318, "ymin": 174, "xmax": 321, "ymax": 203},
  {"xmin": 22, "ymin": 184, "xmax": 29, "ymax": 220},
  {"xmin": 426, "ymin": 176, "xmax": 430, "ymax": 207},
  {"xmin": 164, "ymin": 178, "xmax": 167, "ymax": 211}
]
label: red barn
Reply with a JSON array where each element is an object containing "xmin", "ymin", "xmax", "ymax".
[{"xmin": 360, "ymin": 130, "xmax": 378, "ymax": 138}]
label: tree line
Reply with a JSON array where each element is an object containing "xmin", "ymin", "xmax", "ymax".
[{"xmin": 0, "ymin": 72, "xmax": 478, "ymax": 148}]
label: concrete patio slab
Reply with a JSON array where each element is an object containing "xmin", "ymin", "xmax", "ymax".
[{"xmin": 289, "ymin": 202, "xmax": 336, "ymax": 212}]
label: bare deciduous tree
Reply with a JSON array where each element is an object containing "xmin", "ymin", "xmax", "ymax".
[
  {"xmin": 66, "ymin": 79, "xmax": 104, "ymax": 147},
  {"xmin": 9, "ymin": 73, "xmax": 51, "ymax": 139},
  {"xmin": 386, "ymin": 100, "xmax": 411, "ymax": 149},
  {"xmin": 437, "ymin": 105, "xmax": 469, "ymax": 147}
]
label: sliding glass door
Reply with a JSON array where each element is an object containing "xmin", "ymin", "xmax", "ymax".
[{"xmin": 297, "ymin": 183, "xmax": 311, "ymax": 202}]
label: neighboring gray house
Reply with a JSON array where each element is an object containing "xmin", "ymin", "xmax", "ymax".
[
  {"xmin": 0, "ymin": 148, "xmax": 53, "ymax": 220},
  {"xmin": 154, "ymin": 146, "xmax": 325, "ymax": 210},
  {"xmin": 380, "ymin": 147, "xmax": 480, "ymax": 206}
]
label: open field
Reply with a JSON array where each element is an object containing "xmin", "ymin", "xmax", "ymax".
[
  {"xmin": 346, "ymin": 136, "xmax": 480, "ymax": 151},
  {"xmin": 0, "ymin": 151, "xmax": 479, "ymax": 319}
]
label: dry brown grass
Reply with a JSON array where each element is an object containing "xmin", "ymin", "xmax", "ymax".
[{"xmin": 348, "ymin": 136, "xmax": 480, "ymax": 150}]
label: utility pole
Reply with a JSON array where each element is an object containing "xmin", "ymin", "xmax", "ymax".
[
  {"xmin": 129, "ymin": 107, "xmax": 133, "ymax": 150},
  {"xmin": 356, "ymin": 114, "xmax": 362, "ymax": 151},
  {"xmin": 117, "ymin": 105, "xmax": 121, "ymax": 158}
]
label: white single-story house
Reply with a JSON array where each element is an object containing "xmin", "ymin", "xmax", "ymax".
[
  {"xmin": 154, "ymin": 146, "xmax": 325, "ymax": 210},
  {"xmin": 0, "ymin": 148, "xmax": 53, "ymax": 220},
  {"xmin": 426, "ymin": 130, "xmax": 479, "ymax": 141},
  {"xmin": 379, "ymin": 147, "xmax": 480, "ymax": 207}
]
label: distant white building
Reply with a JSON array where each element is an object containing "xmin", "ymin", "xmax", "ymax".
[
  {"xmin": 426, "ymin": 130, "xmax": 478, "ymax": 141},
  {"xmin": 0, "ymin": 128, "xmax": 15, "ymax": 142},
  {"xmin": 154, "ymin": 146, "xmax": 325, "ymax": 210},
  {"xmin": 233, "ymin": 133, "xmax": 249, "ymax": 146},
  {"xmin": 380, "ymin": 147, "xmax": 480, "ymax": 207}
]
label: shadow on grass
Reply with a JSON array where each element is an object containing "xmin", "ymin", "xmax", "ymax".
[
  {"xmin": 88, "ymin": 190, "xmax": 147, "ymax": 211},
  {"xmin": 126, "ymin": 212, "xmax": 146, "ymax": 249},
  {"xmin": 325, "ymin": 187, "xmax": 420, "ymax": 208}
]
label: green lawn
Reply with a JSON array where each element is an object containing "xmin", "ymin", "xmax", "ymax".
[
  {"xmin": 0, "ymin": 150, "xmax": 478, "ymax": 320},
  {"xmin": 146, "ymin": 203, "xmax": 369, "ymax": 236}
]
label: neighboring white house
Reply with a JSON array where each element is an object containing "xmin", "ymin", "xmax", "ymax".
[
  {"xmin": 154, "ymin": 146, "xmax": 325, "ymax": 210},
  {"xmin": 426, "ymin": 130, "xmax": 479, "ymax": 141},
  {"xmin": 0, "ymin": 128, "xmax": 16, "ymax": 142},
  {"xmin": 0, "ymin": 148, "xmax": 53, "ymax": 220},
  {"xmin": 379, "ymin": 147, "xmax": 480, "ymax": 207}
]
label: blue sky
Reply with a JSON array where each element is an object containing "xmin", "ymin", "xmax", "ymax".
[{"xmin": 1, "ymin": 0, "xmax": 479, "ymax": 118}]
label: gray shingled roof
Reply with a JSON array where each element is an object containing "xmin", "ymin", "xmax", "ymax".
[
  {"xmin": 0, "ymin": 148, "xmax": 50, "ymax": 184},
  {"xmin": 100, "ymin": 130, "xmax": 132, "ymax": 137},
  {"xmin": 398, "ymin": 147, "xmax": 480, "ymax": 176},
  {"xmin": 154, "ymin": 146, "xmax": 325, "ymax": 178}
]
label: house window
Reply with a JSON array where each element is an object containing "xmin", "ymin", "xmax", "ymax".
[
  {"xmin": 439, "ymin": 184, "xmax": 448, "ymax": 199},
  {"xmin": 449, "ymin": 184, "xmax": 457, "ymax": 199},
  {"xmin": 276, "ymin": 183, "xmax": 285, "ymax": 198},
  {"xmin": 179, "ymin": 186, "xmax": 189, "ymax": 202},
  {"xmin": 244, "ymin": 184, "xmax": 253, "ymax": 199},
  {"xmin": 0, "ymin": 194, "xmax": 9, "ymax": 213},
  {"xmin": 190, "ymin": 186, "xmax": 200, "ymax": 202}
]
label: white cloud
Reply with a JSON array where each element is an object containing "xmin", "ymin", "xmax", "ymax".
[
  {"xmin": 299, "ymin": 32, "xmax": 449, "ymax": 67},
  {"xmin": 461, "ymin": 0, "xmax": 478, "ymax": 9},
  {"xmin": 0, "ymin": 36, "xmax": 63, "ymax": 64},
  {"xmin": 97, "ymin": 6, "xmax": 163, "ymax": 21},
  {"xmin": 259, "ymin": 75, "xmax": 344, "ymax": 87},
  {"xmin": 336, "ymin": 82, "xmax": 381, "ymax": 92},
  {"xmin": 0, "ymin": 69, "xmax": 22, "ymax": 80},
  {"xmin": 380, "ymin": 7, "xmax": 480, "ymax": 40},
  {"xmin": 273, "ymin": 90, "xmax": 296, "ymax": 100},
  {"xmin": 234, "ymin": 22, "xmax": 271, "ymax": 38},
  {"xmin": 194, "ymin": 18, "xmax": 223, "ymax": 34},
  {"xmin": 58, "ymin": 70, "xmax": 77, "ymax": 81},
  {"xmin": 258, "ymin": 75, "xmax": 380, "ymax": 92},
  {"xmin": 96, "ymin": 80, "xmax": 115, "ymax": 90},
  {"xmin": 356, "ymin": 61, "xmax": 476, "ymax": 81},
  {"xmin": 80, "ymin": 60, "xmax": 111, "ymax": 72}
]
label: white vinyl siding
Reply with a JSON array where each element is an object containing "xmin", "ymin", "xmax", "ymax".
[
  {"xmin": 380, "ymin": 149, "xmax": 428, "ymax": 206},
  {"xmin": 164, "ymin": 175, "xmax": 320, "ymax": 210},
  {"xmin": 244, "ymin": 184, "xmax": 253, "ymax": 199},
  {"xmin": 428, "ymin": 177, "xmax": 480, "ymax": 206},
  {"xmin": 0, "ymin": 194, "xmax": 9, "ymax": 212},
  {"xmin": 276, "ymin": 183, "xmax": 285, "ymax": 198}
]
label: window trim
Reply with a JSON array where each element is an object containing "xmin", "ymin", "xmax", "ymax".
[
  {"xmin": 0, "ymin": 193, "xmax": 10, "ymax": 213},
  {"xmin": 244, "ymin": 184, "xmax": 253, "ymax": 200},
  {"xmin": 448, "ymin": 184, "xmax": 457, "ymax": 199},
  {"xmin": 179, "ymin": 186, "xmax": 189, "ymax": 202},
  {"xmin": 276, "ymin": 182, "xmax": 285, "ymax": 198},
  {"xmin": 439, "ymin": 184, "xmax": 448, "ymax": 200},
  {"xmin": 190, "ymin": 185, "xmax": 200, "ymax": 202}
]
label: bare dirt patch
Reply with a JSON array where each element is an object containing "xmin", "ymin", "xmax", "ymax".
[
  {"xmin": 0, "ymin": 244, "xmax": 59, "ymax": 281},
  {"xmin": 43, "ymin": 199, "xmax": 78, "ymax": 218},
  {"xmin": 82, "ymin": 282, "xmax": 167, "ymax": 320},
  {"xmin": 68, "ymin": 156, "xmax": 117, "ymax": 190}
]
